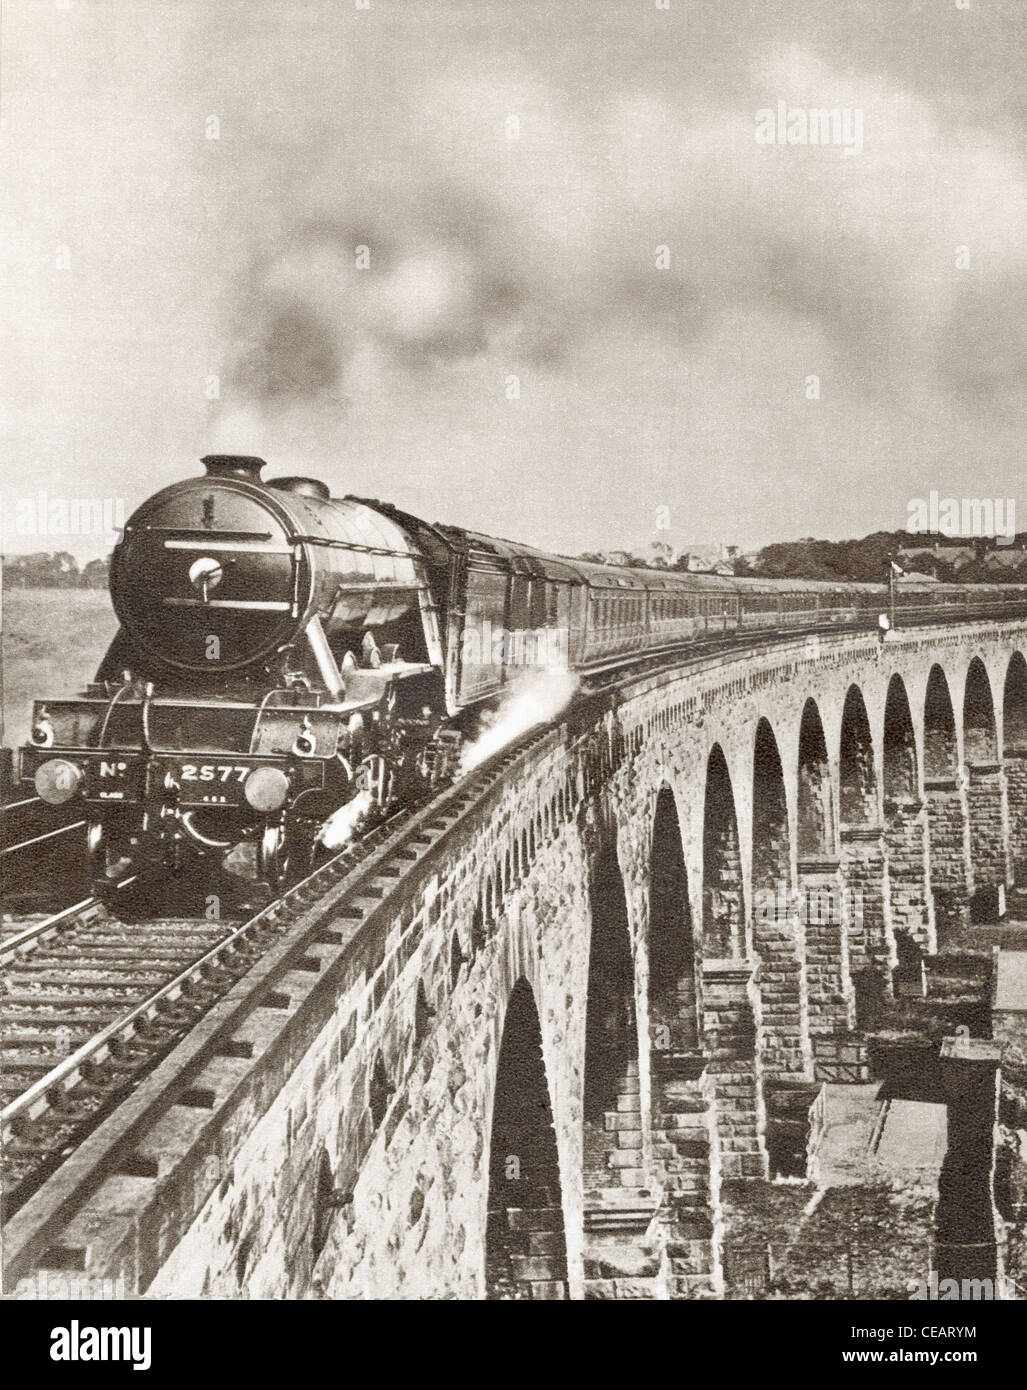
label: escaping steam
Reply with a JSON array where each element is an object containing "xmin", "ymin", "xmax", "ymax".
[
  {"xmin": 459, "ymin": 672, "xmax": 579, "ymax": 776},
  {"xmin": 317, "ymin": 789, "xmax": 374, "ymax": 850}
]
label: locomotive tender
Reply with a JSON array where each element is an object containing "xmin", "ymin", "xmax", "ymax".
[{"xmin": 20, "ymin": 455, "xmax": 1027, "ymax": 900}]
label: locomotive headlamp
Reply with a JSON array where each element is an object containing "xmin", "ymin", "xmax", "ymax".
[
  {"xmin": 35, "ymin": 758, "xmax": 83, "ymax": 805},
  {"xmin": 243, "ymin": 766, "xmax": 290, "ymax": 812},
  {"xmin": 30, "ymin": 712, "xmax": 55, "ymax": 747},
  {"xmin": 188, "ymin": 556, "xmax": 224, "ymax": 603},
  {"xmin": 292, "ymin": 718, "xmax": 317, "ymax": 757}
]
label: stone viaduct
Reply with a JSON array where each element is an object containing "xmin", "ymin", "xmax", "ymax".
[{"xmin": 23, "ymin": 618, "xmax": 1027, "ymax": 1299}]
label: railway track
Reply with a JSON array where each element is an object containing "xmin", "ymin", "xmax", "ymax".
[
  {"xmin": 0, "ymin": 901, "xmax": 238, "ymax": 1206},
  {"xmin": 0, "ymin": 812, "xmax": 409, "ymax": 1216}
]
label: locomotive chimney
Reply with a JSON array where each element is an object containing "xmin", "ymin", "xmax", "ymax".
[{"xmin": 201, "ymin": 454, "xmax": 267, "ymax": 482}]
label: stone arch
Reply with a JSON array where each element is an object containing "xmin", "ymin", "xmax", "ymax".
[
  {"xmin": 839, "ymin": 685, "xmax": 877, "ymax": 826},
  {"xmin": 485, "ymin": 979, "xmax": 567, "ymax": 1299},
  {"xmin": 1004, "ymin": 653, "xmax": 1027, "ymax": 754},
  {"xmin": 583, "ymin": 829, "xmax": 641, "ymax": 1199},
  {"xmin": 702, "ymin": 744, "xmax": 744, "ymax": 958},
  {"xmin": 752, "ymin": 719, "xmax": 790, "ymax": 903},
  {"xmin": 963, "ymin": 658, "xmax": 1005, "ymax": 920},
  {"xmin": 883, "ymin": 676, "xmax": 918, "ymax": 803},
  {"xmin": 964, "ymin": 657, "xmax": 998, "ymax": 766},
  {"xmin": 797, "ymin": 699, "xmax": 835, "ymax": 858},
  {"xmin": 752, "ymin": 719, "xmax": 811, "ymax": 1082},
  {"xmin": 838, "ymin": 686, "xmax": 888, "ymax": 1017},
  {"xmin": 649, "ymin": 785, "xmax": 698, "ymax": 1054},
  {"xmin": 924, "ymin": 665, "xmax": 958, "ymax": 780},
  {"xmin": 882, "ymin": 680, "xmax": 933, "ymax": 956},
  {"xmin": 1004, "ymin": 654, "xmax": 1027, "ymax": 885},
  {"xmin": 923, "ymin": 666, "xmax": 971, "ymax": 939}
]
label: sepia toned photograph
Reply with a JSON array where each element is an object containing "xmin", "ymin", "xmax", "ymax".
[{"xmin": 0, "ymin": 0, "xmax": 1024, "ymax": 1348}]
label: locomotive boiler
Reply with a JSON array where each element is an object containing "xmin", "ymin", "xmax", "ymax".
[{"xmin": 20, "ymin": 454, "xmax": 1027, "ymax": 906}]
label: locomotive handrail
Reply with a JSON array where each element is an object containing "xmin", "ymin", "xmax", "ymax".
[
  {"xmin": 289, "ymin": 534, "xmax": 416, "ymax": 560},
  {"xmin": 96, "ymin": 682, "xmax": 135, "ymax": 749},
  {"xmin": 162, "ymin": 538, "xmax": 292, "ymax": 553},
  {"xmin": 162, "ymin": 597, "xmax": 293, "ymax": 611}
]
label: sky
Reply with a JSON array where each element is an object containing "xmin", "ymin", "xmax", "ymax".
[{"xmin": 1, "ymin": 0, "xmax": 1024, "ymax": 561}]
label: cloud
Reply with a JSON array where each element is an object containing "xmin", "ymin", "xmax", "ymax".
[{"xmin": 216, "ymin": 44, "xmax": 1026, "ymax": 440}]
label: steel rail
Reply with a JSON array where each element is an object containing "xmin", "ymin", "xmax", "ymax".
[
  {"xmin": 1, "ymin": 819, "xmax": 85, "ymax": 857},
  {"xmin": 0, "ymin": 898, "xmax": 101, "ymax": 964}
]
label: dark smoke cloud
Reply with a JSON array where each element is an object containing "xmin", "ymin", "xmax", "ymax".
[{"xmin": 218, "ymin": 55, "xmax": 1026, "ymax": 431}]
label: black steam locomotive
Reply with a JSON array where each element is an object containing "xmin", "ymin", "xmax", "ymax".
[{"xmin": 19, "ymin": 455, "xmax": 1027, "ymax": 901}]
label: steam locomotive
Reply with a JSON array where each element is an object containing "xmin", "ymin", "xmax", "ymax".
[{"xmin": 19, "ymin": 455, "xmax": 1027, "ymax": 902}]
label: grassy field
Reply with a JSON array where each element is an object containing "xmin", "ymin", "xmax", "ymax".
[{"xmin": 2, "ymin": 587, "xmax": 118, "ymax": 748}]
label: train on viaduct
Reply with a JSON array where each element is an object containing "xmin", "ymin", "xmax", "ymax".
[{"xmin": 5, "ymin": 606, "xmax": 1027, "ymax": 1299}]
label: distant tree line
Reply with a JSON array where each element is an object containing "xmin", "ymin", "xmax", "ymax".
[
  {"xmin": 734, "ymin": 532, "xmax": 1027, "ymax": 584},
  {"xmin": 577, "ymin": 550, "xmax": 709, "ymax": 573},
  {"xmin": 580, "ymin": 532, "xmax": 1027, "ymax": 584},
  {"xmin": 3, "ymin": 553, "xmax": 109, "ymax": 588}
]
